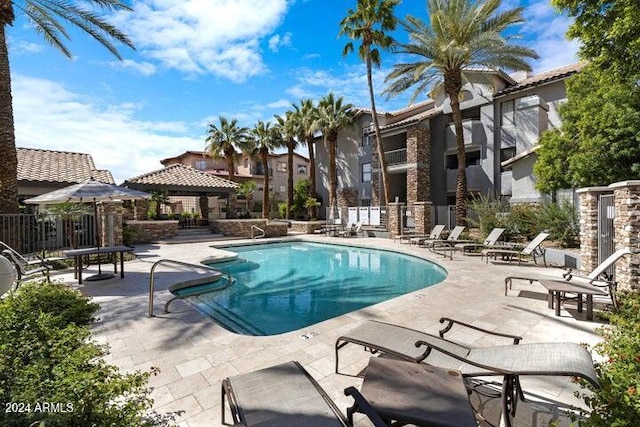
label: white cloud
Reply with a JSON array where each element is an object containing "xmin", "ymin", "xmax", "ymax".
[
  {"xmin": 302, "ymin": 53, "xmax": 321, "ymax": 60},
  {"xmin": 113, "ymin": 0, "xmax": 290, "ymax": 82},
  {"xmin": 12, "ymin": 75, "xmax": 201, "ymax": 184},
  {"xmin": 108, "ymin": 59, "xmax": 157, "ymax": 76},
  {"xmin": 268, "ymin": 32, "xmax": 292, "ymax": 52},
  {"xmin": 9, "ymin": 40, "xmax": 44, "ymax": 55}
]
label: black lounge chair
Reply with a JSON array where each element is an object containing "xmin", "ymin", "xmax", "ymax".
[
  {"xmin": 335, "ymin": 318, "xmax": 598, "ymax": 427},
  {"xmin": 221, "ymin": 360, "xmax": 386, "ymax": 427},
  {"xmin": 0, "ymin": 241, "xmax": 50, "ymax": 287}
]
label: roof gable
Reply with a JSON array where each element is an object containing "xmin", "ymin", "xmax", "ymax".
[
  {"xmin": 123, "ymin": 164, "xmax": 239, "ymax": 193},
  {"xmin": 17, "ymin": 147, "xmax": 114, "ymax": 185}
]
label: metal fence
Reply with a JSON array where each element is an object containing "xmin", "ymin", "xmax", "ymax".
[{"xmin": 0, "ymin": 214, "xmax": 97, "ymax": 256}]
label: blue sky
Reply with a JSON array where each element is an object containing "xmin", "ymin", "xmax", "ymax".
[{"xmin": 8, "ymin": 0, "xmax": 578, "ymax": 184}]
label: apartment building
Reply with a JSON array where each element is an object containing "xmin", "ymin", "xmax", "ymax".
[{"xmin": 314, "ymin": 62, "xmax": 582, "ymax": 225}]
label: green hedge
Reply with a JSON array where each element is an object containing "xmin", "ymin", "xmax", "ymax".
[{"xmin": 0, "ymin": 281, "xmax": 173, "ymax": 427}]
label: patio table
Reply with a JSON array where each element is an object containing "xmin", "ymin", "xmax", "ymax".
[
  {"xmin": 64, "ymin": 245, "xmax": 134, "ymax": 284},
  {"xmin": 539, "ymin": 279, "xmax": 608, "ymax": 321}
]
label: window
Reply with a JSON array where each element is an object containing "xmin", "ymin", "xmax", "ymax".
[
  {"xmin": 501, "ymin": 100, "xmax": 515, "ymax": 126},
  {"xmin": 361, "ymin": 126, "xmax": 373, "ymax": 147},
  {"xmin": 361, "ymin": 199, "xmax": 371, "ymax": 207},
  {"xmin": 445, "ymin": 151, "xmax": 481, "ymax": 169},
  {"xmin": 276, "ymin": 162, "xmax": 287, "ymax": 172},
  {"xmin": 194, "ymin": 160, "xmax": 208, "ymax": 170},
  {"xmin": 297, "ymin": 164, "xmax": 307, "ymax": 174},
  {"xmin": 361, "ymin": 163, "xmax": 372, "ymax": 182},
  {"xmin": 500, "ymin": 147, "xmax": 516, "ymax": 163},
  {"xmin": 279, "ymin": 185, "xmax": 286, "ymax": 193}
]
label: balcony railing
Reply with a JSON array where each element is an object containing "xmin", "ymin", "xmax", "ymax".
[
  {"xmin": 384, "ymin": 148, "xmax": 407, "ymax": 166},
  {"xmin": 446, "ymin": 119, "xmax": 486, "ymax": 150}
]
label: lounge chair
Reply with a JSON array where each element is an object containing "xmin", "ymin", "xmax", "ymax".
[
  {"xmin": 0, "ymin": 241, "xmax": 50, "ymax": 286},
  {"xmin": 338, "ymin": 220, "xmax": 364, "ymax": 238},
  {"xmin": 454, "ymin": 227, "xmax": 508, "ymax": 255},
  {"xmin": 221, "ymin": 360, "xmax": 386, "ymax": 426},
  {"xmin": 335, "ymin": 318, "xmax": 598, "ymax": 427},
  {"xmin": 407, "ymin": 224, "xmax": 446, "ymax": 245},
  {"xmin": 0, "ymin": 255, "xmax": 18, "ymax": 295},
  {"xmin": 504, "ymin": 248, "xmax": 632, "ymax": 314},
  {"xmin": 481, "ymin": 232, "xmax": 550, "ymax": 265}
]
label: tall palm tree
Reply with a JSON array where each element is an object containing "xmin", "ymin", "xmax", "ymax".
[
  {"xmin": 274, "ymin": 111, "xmax": 300, "ymax": 220},
  {"xmin": 385, "ymin": 0, "xmax": 538, "ymax": 225},
  {"xmin": 205, "ymin": 117, "xmax": 249, "ymax": 182},
  {"xmin": 292, "ymin": 99, "xmax": 319, "ymax": 202},
  {"xmin": 0, "ymin": 1, "xmax": 134, "ymax": 214},
  {"xmin": 250, "ymin": 120, "xmax": 281, "ymax": 219},
  {"xmin": 339, "ymin": 0, "xmax": 399, "ymax": 207},
  {"xmin": 316, "ymin": 93, "xmax": 356, "ymax": 215}
]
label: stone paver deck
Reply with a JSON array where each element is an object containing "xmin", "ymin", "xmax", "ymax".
[{"xmin": 50, "ymin": 235, "xmax": 606, "ymax": 426}]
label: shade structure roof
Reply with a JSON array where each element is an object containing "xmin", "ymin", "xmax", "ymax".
[
  {"xmin": 23, "ymin": 179, "xmax": 151, "ymax": 204},
  {"xmin": 122, "ymin": 164, "xmax": 239, "ymax": 196}
]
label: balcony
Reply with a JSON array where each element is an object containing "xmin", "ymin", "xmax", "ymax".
[
  {"xmin": 445, "ymin": 164, "xmax": 485, "ymax": 191},
  {"xmin": 446, "ymin": 120, "xmax": 486, "ymax": 151},
  {"xmin": 384, "ymin": 148, "xmax": 408, "ymax": 173}
]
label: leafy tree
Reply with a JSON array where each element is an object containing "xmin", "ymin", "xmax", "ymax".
[
  {"xmin": 534, "ymin": 65, "xmax": 640, "ymax": 192},
  {"xmin": 0, "ymin": 1, "xmax": 134, "ymax": 214},
  {"xmin": 149, "ymin": 190, "xmax": 170, "ymax": 220},
  {"xmin": 249, "ymin": 121, "xmax": 282, "ymax": 219},
  {"xmin": 385, "ymin": 0, "xmax": 537, "ymax": 226},
  {"xmin": 237, "ymin": 180, "xmax": 257, "ymax": 213},
  {"xmin": 339, "ymin": 0, "xmax": 400, "ymax": 206},
  {"xmin": 316, "ymin": 93, "xmax": 356, "ymax": 215},
  {"xmin": 274, "ymin": 111, "xmax": 300, "ymax": 220},
  {"xmin": 45, "ymin": 202, "xmax": 91, "ymax": 248},
  {"xmin": 292, "ymin": 178, "xmax": 310, "ymax": 219},
  {"xmin": 553, "ymin": 0, "xmax": 640, "ymax": 79}
]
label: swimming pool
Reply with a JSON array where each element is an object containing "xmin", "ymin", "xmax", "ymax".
[{"xmin": 173, "ymin": 241, "xmax": 447, "ymax": 336}]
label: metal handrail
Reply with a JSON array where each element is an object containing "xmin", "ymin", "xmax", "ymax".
[
  {"xmin": 148, "ymin": 258, "xmax": 234, "ymax": 317},
  {"xmin": 251, "ymin": 225, "xmax": 265, "ymax": 240}
]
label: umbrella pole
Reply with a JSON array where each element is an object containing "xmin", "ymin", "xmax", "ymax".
[{"xmin": 93, "ymin": 200, "xmax": 102, "ymax": 274}]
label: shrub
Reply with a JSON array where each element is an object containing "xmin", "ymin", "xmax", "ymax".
[
  {"xmin": 0, "ymin": 281, "xmax": 172, "ymax": 427},
  {"xmin": 574, "ymin": 292, "xmax": 640, "ymax": 426},
  {"xmin": 537, "ymin": 201, "xmax": 579, "ymax": 248}
]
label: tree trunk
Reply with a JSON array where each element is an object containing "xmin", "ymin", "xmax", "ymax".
[
  {"xmin": 261, "ymin": 151, "xmax": 269, "ymax": 219},
  {"xmin": 225, "ymin": 152, "xmax": 235, "ymax": 182},
  {"xmin": 367, "ymin": 53, "xmax": 391, "ymax": 206},
  {"xmin": 0, "ymin": 22, "xmax": 19, "ymax": 214},
  {"xmin": 328, "ymin": 137, "xmax": 338, "ymax": 218},
  {"xmin": 286, "ymin": 140, "xmax": 294, "ymax": 219},
  {"xmin": 306, "ymin": 135, "xmax": 317, "ymax": 218},
  {"xmin": 444, "ymin": 72, "xmax": 467, "ymax": 226}
]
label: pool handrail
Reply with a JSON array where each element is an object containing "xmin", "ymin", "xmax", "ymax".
[
  {"xmin": 251, "ymin": 225, "xmax": 265, "ymax": 239},
  {"xmin": 148, "ymin": 259, "xmax": 235, "ymax": 317}
]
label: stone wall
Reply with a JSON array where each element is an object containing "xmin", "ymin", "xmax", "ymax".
[
  {"xmin": 290, "ymin": 221, "xmax": 325, "ymax": 234},
  {"xmin": 412, "ymin": 201, "xmax": 432, "ymax": 235},
  {"xmin": 386, "ymin": 203, "xmax": 403, "ymax": 238},
  {"xmin": 338, "ymin": 188, "xmax": 359, "ymax": 208},
  {"xmin": 371, "ymin": 150, "xmax": 380, "ymax": 206},
  {"xmin": 99, "ymin": 202, "xmax": 124, "ymax": 246},
  {"xmin": 265, "ymin": 222, "xmax": 289, "ymax": 237},
  {"xmin": 212, "ymin": 219, "xmax": 268, "ymax": 237},
  {"xmin": 125, "ymin": 220, "xmax": 179, "ymax": 244}
]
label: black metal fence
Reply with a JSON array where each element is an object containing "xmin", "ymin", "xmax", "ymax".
[{"xmin": 0, "ymin": 214, "xmax": 96, "ymax": 256}]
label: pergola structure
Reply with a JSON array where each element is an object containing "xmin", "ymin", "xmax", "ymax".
[{"xmin": 122, "ymin": 164, "xmax": 239, "ymax": 219}]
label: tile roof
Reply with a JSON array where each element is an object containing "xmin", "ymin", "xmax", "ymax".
[
  {"xmin": 124, "ymin": 164, "xmax": 239, "ymax": 189},
  {"xmin": 496, "ymin": 62, "xmax": 586, "ymax": 96},
  {"xmin": 380, "ymin": 107, "xmax": 442, "ymax": 131},
  {"xmin": 17, "ymin": 147, "xmax": 114, "ymax": 184}
]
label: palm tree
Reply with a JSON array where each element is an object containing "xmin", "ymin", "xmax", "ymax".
[
  {"xmin": 292, "ymin": 99, "xmax": 320, "ymax": 204},
  {"xmin": 316, "ymin": 93, "xmax": 356, "ymax": 215},
  {"xmin": 339, "ymin": 0, "xmax": 399, "ymax": 207},
  {"xmin": 0, "ymin": 1, "xmax": 134, "ymax": 214},
  {"xmin": 274, "ymin": 111, "xmax": 300, "ymax": 220},
  {"xmin": 385, "ymin": 0, "xmax": 538, "ymax": 225},
  {"xmin": 205, "ymin": 117, "xmax": 249, "ymax": 182},
  {"xmin": 250, "ymin": 120, "xmax": 282, "ymax": 219}
]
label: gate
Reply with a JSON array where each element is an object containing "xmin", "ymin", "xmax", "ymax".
[{"xmin": 598, "ymin": 194, "xmax": 615, "ymax": 277}]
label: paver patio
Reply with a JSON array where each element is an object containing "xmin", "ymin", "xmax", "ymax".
[{"xmin": 50, "ymin": 235, "xmax": 606, "ymax": 426}]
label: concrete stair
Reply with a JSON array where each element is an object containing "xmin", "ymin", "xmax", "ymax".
[{"xmin": 158, "ymin": 226, "xmax": 225, "ymax": 244}]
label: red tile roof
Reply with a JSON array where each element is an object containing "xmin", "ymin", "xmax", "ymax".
[
  {"xmin": 124, "ymin": 164, "xmax": 239, "ymax": 189},
  {"xmin": 17, "ymin": 147, "xmax": 114, "ymax": 184},
  {"xmin": 496, "ymin": 62, "xmax": 586, "ymax": 96}
]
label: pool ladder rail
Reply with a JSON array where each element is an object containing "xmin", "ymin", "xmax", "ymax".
[
  {"xmin": 148, "ymin": 259, "xmax": 235, "ymax": 317},
  {"xmin": 251, "ymin": 225, "xmax": 265, "ymax": 240}
]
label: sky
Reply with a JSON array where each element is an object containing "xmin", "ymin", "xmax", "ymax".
[{"xmin": 8, "ymin": 0, "xmax": 579, "ymax": 184}]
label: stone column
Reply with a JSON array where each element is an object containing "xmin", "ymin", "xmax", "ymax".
[
  {"xmin": 98, "ymin": 202, "xmax": 124, "ymax": 246},
  {"xmin": 576, "ymin": 187, "xmax": 611, "ymax": 273},
  {"xmin": 387, "ymin": 202, "xmax": 404, "ymax": 238},
  {"xmin": 610, "ymin": 181, "xmax": 640, "ymax": 290},
  {"xmin": 412, "ymin": 202, "xmax": 432, "ymax": 236},
  {"xmin": 406, "ymin": 127, "xmax": 431, "ymax": 205},
  {"xmin": 133, "ymin": 199, "xmax": 149, "ymax": 220},
  {"xmin": 199, "ymin": 196, "xmax": 209, "ymax": 220},
  {"xmin": 371, "ymin": 151, "xmax": 381, "ymax": 206}
]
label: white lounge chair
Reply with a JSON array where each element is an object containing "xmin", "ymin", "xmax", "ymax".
[
  {"xmin": 407, "ymin": 224, "xmax": 446, "ymax": 245},
  {"xmin": 338, "ymin": 220, "xmax": 364, "ymax": 238},
  {"xmin": 482, "ymin": 232, "xmax": 550, "ymax": 265},
  {"xmin": 454, "ymin": 227, "xmax": 508, "ymax": 255}
]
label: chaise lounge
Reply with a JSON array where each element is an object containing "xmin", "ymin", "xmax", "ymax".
[
  {"xmin": 454, "ymin": 227, "xmax": 508, "ymax": 255},
  {"xmin": 335, "ymin": 317, "xmax": 598, "ymax": 427},
  {"xmin": 0, "ymin": 241, "xmax": 51, "ymax": 287},
  {"xmin": 481, "ymin": 232, "xmax": 550, "ymax": 265}
]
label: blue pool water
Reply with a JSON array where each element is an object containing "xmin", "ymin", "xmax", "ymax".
[{"xmin": 173, "ymin": 242, "xmax": 447, "ymax": 336}]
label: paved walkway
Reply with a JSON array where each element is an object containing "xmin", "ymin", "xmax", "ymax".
[{"xmin": 51, "ymin": 235, "xmax": 606, "ymax": 427}]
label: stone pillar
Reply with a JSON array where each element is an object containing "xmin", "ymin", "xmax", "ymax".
[
  {"xmin": 387, "ymin": 202, "xmax": 404, "ymax": 238},
  {"xmin": 412, "ymin": 202, "xmax": 432, "ymax": 236},
  {"xmin": 406, "ymin": 127, "xmax": 431, "ymax": 205},
  {"xmin": 577, "ymin": 187, "xmax": 611, "ymax": 273},
  {"xmin": 610, "ymin": 181, "xmax": 640, "ymax": 290},
  {"xmin": 199, "ymin": 196, "xmax": 209, "ymax": 220},
  {"xmin": 133, "ymin": 199, "xmax": 149, "ymax": 220},
  {"xmin": 99, "ymin": 202, "xmax": 124, "ymax": 246},
  {"xmin": 371, "ymin": 151, "xmax": 381, "ymax": 206}
]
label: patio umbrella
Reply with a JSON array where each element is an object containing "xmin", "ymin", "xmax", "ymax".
[{"xmin": 24, "ymin": 179, "xmax": 151, "ymax": 280}]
